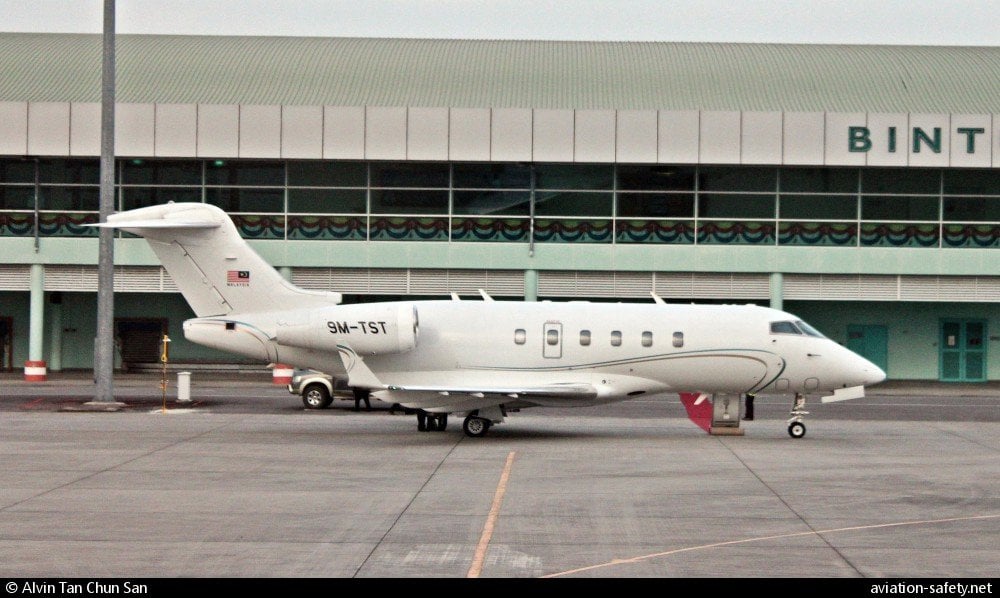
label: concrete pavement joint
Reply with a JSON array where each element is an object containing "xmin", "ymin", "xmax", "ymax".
[
  {"xmin": 540, "ymin": 514, "xmax": 1000, "ymax": 578},
  {"xmin": 352, "ymin": 435, "xmax": 464, "ymax": 578}
]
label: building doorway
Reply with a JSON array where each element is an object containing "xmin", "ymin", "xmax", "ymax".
[
  {"xmin": 940, "ymin": 319, "xmax": 987, "ymax": 382},
  {"xmin": 115, "ymin": 318, "xmax": 168, "ymax": 369},
  {"xmin": 846, "ymin": 324, "xmax": 888, "ymax": 376},
  {"xmin": 0, "ymin": 317, "xmax": 12, "ymax": 371}
]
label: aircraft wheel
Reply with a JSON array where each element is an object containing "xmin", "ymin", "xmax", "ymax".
[
  {"xmin": 463, "ymin": 415, "xmax": 491, "ymax": 438},
  {"xmin": 302, "ymin": 384, "xmax": 333, "ymax": 409},
  {"xmin": 788, "ymin": 421, "xmax": 806, "ymax": 439},
  {"xmin": 417, "ymin": 411, "xmax": 428, "ymax": 432}
]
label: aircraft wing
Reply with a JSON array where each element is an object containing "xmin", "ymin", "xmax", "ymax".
[
  {"xmin": 373, "ymin": 382, "xmax": 599, "ymax": 412},
  {"xmin": 337, "ymin": 344, "xmax": 597, "ymax": 411},
  {"xmin": 387, "ymin": 382, "xmax": 597, "ymax": 399}
]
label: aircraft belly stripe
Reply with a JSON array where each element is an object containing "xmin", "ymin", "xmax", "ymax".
[{"xmin": 458, "ymin": 349, "xmax": 783, "ymax": 373}]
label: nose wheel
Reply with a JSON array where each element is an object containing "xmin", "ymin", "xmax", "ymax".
[{"xmin": 786, "ymin": 393, "xmax": 809, "ymax": 439}]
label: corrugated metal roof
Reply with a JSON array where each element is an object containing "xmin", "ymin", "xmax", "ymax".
[{"xmin": 0, "ymin": 33, "xmax": 997, "ymax": 112}]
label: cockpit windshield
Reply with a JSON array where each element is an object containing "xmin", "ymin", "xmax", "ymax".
[
  {"xmin": 769, "ymin": 320, "xmax": 827, "ymax": 338},
  {"xmin": 770, "ymin": 321, "xmax": 802, "ymax": 335},
  {"xmin": 794, "ymin": 320, "xmax": 826, "ymax": 338}
]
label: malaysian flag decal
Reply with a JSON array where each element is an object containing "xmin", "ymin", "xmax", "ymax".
[{"xmin": 227, "ymin": 270, "xmax": 250, "ymax": 286}]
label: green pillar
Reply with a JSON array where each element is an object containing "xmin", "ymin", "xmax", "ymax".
[
  {"xmin": 28, "ymin": 264, "xmax": 45, "ymax": 361},
  {"xmin": 524, "ymin": 269, "xmax": 538, "ymax": 302},
  {"xmin": 769, "ymin": 272, "xmax": 784, "ymax": 311},
  {"xmin": 48, "ymin": 293, "xmax": 63, "ymax": 372}
]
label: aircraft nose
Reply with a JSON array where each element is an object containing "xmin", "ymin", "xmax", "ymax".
[{"xmin": 859, "ymin": 358, "xmax": 887, "ymax": 386}]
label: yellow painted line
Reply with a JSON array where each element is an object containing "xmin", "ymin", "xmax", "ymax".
[
  {"xmin": 467, "ymin": 450, "xmax": 517, "ymax": 578},
  {"xmin": 542, "ymin": 513, "xmax": 1000, "ymax": 578}
]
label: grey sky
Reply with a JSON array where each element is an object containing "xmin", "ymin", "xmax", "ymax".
[{"xmin": 0, "ymin": 0, "xmax": 997, "ymax": 45}]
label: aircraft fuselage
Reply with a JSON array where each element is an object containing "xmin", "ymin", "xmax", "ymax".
[{"xmin": 184, "ymin": 299, "xmax": 884, "ymax": 407}]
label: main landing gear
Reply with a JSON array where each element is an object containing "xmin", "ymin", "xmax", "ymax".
[
  {"xmin": 787, "ymin": 393, "xmax": 809, "ymax": 439},
  {"xmin": 462, "ymin": 414, "xmax": 492, "ymax": 438},
  {"xmin": 414, "ymin": 408, "xmax": 501, "ymax": 437},
  {"xmin": 416, "ymin": 410, "xmax": 448, "ymax": 432}
]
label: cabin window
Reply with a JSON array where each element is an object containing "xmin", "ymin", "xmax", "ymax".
[
  {"xmin": 579, "ymin": 330, "xmax": 591, "ymax": 346},
  {"xmin": 641, "ymin": 331, "xmax": 653, "ymax": 347},
  {"xmin": 770, "ymin": 321, "xmax": 802, "ymax": 335},
  {"xmin": 546, "ymin": 329, "xmax": 559, "ymax": 345},
  {"xmin": 514, "ymin": 328, "xmax": 526, "ymax": 344},
  {"xmin": 672, "ymin": 331, "xmax": 684, "ymax": 347},
  {"xmin": 611, "ymin": 330, "xmax": 622, "ymax": 346}
]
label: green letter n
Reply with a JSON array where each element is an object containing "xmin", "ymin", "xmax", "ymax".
[{"xmin": 912, "ymin": 127, "xmax": 941, "ymax": 153}]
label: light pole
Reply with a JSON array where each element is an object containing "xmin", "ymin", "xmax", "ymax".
[{"xmin": 92, "ymin": 0, "xmax": 117, "ymax": 404}]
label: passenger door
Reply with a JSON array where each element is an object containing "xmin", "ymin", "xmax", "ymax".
[{"xmin": 543, "ymin": 321, "xmax": 562, "ymax": 359}]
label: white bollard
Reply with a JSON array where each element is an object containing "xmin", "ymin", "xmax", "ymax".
[{"xmin": 177, "ymin": 371, "xmax": 192, "ymax": 403}]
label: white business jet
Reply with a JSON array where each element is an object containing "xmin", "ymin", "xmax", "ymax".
[{"xmin": 98, "ymin": 202, "xmax": 886, "ymax": 438}]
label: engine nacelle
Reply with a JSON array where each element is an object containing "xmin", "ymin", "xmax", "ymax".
[{"xmin": 275, "ymin": 303, "xmax": 418, "ymax": 356}]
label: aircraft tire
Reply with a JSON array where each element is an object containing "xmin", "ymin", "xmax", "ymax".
[
  {"xmin": 463, "ymin": 415, "xmax": 491, "ymax": 438},
  {"xmin": 302, "ymin": 384, "xmax": 333, "ymax": 409},
  {"xmin": 788, "ymin": 421, "xmax": 806, "ymax": 439}
]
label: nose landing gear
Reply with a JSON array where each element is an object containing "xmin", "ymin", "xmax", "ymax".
[{"xmin": 787, "ymin": 393, "xmax": 809, "ymax": 438}]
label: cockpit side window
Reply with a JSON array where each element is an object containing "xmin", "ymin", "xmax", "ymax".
[
  {"xmin": 770, "ymin": 321, "xmax": 802, "ymax": 335},
  {"xmin": 794, "ymin": 320, "xmax": 826, "ymax": 338}
]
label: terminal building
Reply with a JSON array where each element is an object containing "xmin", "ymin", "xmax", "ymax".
[{"xmin": 0, "ymin": 33, "xmax": 997, "ymax": 381}]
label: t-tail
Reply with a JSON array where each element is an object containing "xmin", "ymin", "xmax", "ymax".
[{"xmin": 97, "ymin": 202, "xmax": 342, "ymax": 316}]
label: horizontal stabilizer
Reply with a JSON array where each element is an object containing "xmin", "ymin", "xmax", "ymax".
[
  {"xmin": 90, "ymin": 219, "xmax": 220, "ymax": 230},
  {"xmin": 821, "ymin": 385, "xmax": 866, "ymax": 403}
]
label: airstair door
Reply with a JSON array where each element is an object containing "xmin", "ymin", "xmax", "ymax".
[{"xmin": 543, "ymin": 321, "xmax": 562, "ymax": 359}]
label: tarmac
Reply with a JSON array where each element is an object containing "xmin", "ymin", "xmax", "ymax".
[{"xmin": 0, "ymin": 371, "xmax": 997, "ymax": 580}]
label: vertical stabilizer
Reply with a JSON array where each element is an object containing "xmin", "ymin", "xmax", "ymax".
[{"xmin": 100, "ymin": 203, "xmax": 341, "ymax": 316}]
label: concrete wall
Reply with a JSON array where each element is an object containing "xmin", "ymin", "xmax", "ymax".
[{"xmin": 2, "ymin": 101, "xmax": 997, "ymax": 166}]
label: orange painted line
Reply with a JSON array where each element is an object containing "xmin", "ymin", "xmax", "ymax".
[{"xmin": 467, "ymin": 451, "xmax": 517, "ymax": 578}]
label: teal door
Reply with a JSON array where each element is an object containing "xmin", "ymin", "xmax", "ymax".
[
  {"xmin": 940, "ymin": 319, "xmax": 987, "ymax": 382},
  {"xmin": 846, "ymin": 325, "xmax": 888, "ymax": 374}
]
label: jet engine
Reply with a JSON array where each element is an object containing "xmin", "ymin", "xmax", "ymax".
[{"xmin": 275, "ymin": 302, "xmax": 418, "ymax": 355}]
